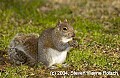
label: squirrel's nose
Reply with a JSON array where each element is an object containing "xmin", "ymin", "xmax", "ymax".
[{"xmin": 71, "ymin": 33, "xmax": 75, "ymax": 37}]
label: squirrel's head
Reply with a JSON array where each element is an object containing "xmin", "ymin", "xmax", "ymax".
[{"xmin": 55, "ymin": 19, "xmax": 75, "ymax": 43}]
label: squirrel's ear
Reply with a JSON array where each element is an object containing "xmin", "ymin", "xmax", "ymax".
[
  {"xmin": 64, "ymin": 19, "xmax": 68, "ymax": 23},
  {"xmin": 57, "ymin": 20, "xmax": 62, "ymax": 26},
  {"xmin": 58, "ymin": 20, "xmax": 62, "ymax": 24},
  {"xmin": 56, "ymin": 20, "xmax": 62, "ymax": 30}
]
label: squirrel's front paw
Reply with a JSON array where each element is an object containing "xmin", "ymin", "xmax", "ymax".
[{"xmin": 68, "ymin": 39, "xmax": 79, "ymax": 48}]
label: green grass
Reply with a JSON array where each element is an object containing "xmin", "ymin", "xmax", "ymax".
[{"xmin": 0, "ymin": 0, "xmax": 120, "ymax": 78}]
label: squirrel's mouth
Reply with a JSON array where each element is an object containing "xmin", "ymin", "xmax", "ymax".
[{"xmin": 61, "ymin": 37, "xmax": 73, "ymax": 43}]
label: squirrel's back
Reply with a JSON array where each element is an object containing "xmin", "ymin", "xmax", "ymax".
[{"xmin": 38, "ymin": 28, "xmax": 55, "ymax": 49}]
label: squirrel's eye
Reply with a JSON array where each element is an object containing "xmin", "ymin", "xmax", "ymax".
[{"xmin": 63, "ymin": 27, "xmax": 67, "ymax": 31}]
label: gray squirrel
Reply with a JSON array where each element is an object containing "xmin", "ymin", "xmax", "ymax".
[{"xmin": 8, "ymin": 19, "xmax": 77, "ymax": 68}]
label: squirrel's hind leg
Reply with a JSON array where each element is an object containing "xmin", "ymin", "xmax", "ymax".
[
  {"xmin": 8, "ymin": 48, "xmax": 27, "ymax": 66},
  {"xmin": 8, "ymin": 48, "xmax": 36, "ymax": 67}
]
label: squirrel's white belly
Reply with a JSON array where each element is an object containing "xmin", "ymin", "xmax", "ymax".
[{"xmin": 47, "ymin": 48, "xmax": 70, "ymax": 66}]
